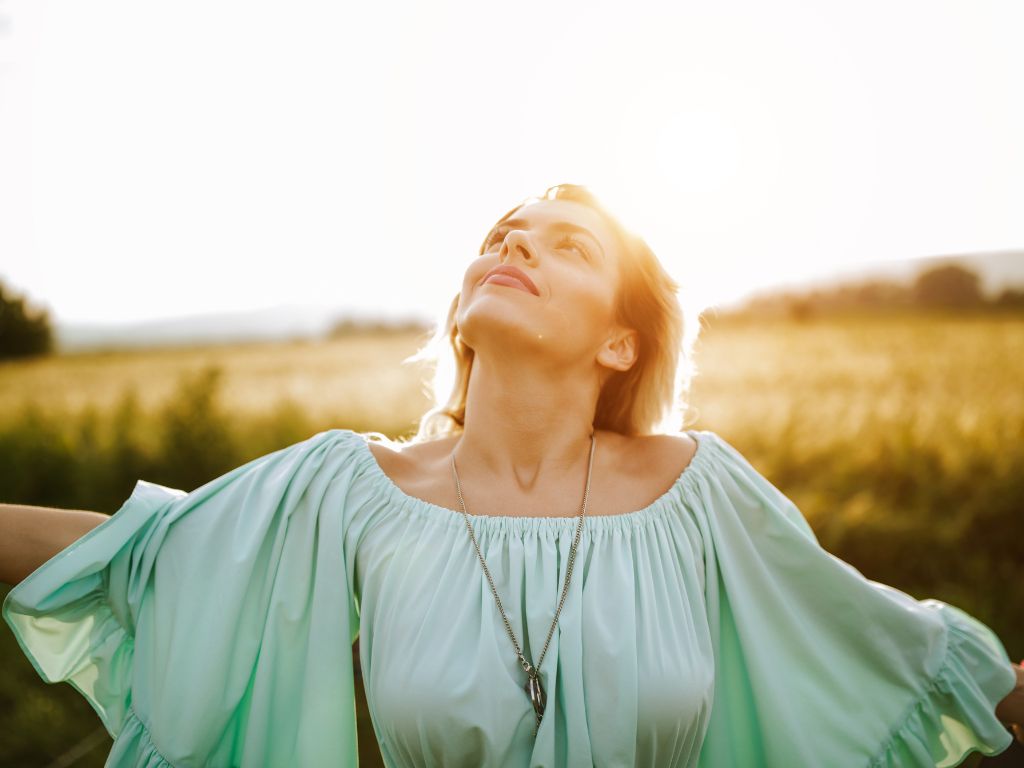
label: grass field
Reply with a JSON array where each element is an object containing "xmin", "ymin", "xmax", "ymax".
[
  {"xmin": 1, "ymin": 312, "xmax": 1022, "ymax": 766},
  {"xmin": 0, "ymin": 331, "xmax": 437, "ymax": 434}
]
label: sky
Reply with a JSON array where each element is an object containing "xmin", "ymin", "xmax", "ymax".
[{"xmin": 1, "ymin": 0, "xmax": 1022, "ymax": 326}]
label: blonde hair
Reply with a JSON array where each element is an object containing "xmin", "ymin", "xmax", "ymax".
[{"xmin": 400, "ymin": 183, "xmax": 701, "ymax": 444}]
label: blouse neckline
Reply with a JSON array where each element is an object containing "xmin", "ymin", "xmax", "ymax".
[{"xmin": 346, "ymin": 428, "xmax": 714, "ymax": 533}]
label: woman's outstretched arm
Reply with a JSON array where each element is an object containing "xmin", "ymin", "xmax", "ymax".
[
  {"xmin": 0, "ymin": 503, "xmax": 110, "ymax": 585},
  {"xmin": 996, "ymin": 662, "xmax": 1024, "ymax": 743}
]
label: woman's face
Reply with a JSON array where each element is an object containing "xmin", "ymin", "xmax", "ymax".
[{"xmin": 456, "ymin": 198, "xmax": 634, "ymax": 372}]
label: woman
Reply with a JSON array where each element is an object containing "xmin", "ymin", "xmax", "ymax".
[{"xmin": 3, "ymin": 183, "xmax": 1022, "ymax": 767}]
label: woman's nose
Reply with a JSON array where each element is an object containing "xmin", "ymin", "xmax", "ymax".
[{"xmin": 502, "ymin": 230, "xmax": 534, "ymax": 262}]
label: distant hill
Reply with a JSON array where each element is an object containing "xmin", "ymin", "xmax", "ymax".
[
  {"xmin": 820, "ymin": 249, "xmax": 1022, "ymax": 298},
  {"xmin": 55, "ymin": 303, "xmax": 431, "ymax": 354},
  {"xmin": 715, "ymin": 249, "xmax": 1024, "ymax": 312}
]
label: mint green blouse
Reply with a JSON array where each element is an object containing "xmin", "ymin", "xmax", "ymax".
[{"xmin": 3, "ymin": 428, "xmax": 1018, "ymax": 767}]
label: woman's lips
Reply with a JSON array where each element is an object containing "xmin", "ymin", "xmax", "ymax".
[
  {"xmin": 481, "ymin": 265, "xmax": 539, "ymax": 294},
  {"xmin": 484, "ymin": 274, "xmax": 535, "ymax": 294}
]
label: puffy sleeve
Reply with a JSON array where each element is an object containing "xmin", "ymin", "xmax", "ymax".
[
  {"xmin": 691, "ymin": 432, "xmax": 1018, "ymax": 768},
  {"xmin": 2, "ymin": 428, "xmax": 366, "ymax": 767}
]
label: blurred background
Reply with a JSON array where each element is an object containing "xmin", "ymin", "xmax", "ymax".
[{"xmin": 1, "ymin": 0, "xmax": 1022, "ymax": 765}]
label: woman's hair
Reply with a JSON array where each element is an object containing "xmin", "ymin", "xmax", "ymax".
[{"xmin": 399, "ymin": 183, "xmax": 702, "ymax": 444}]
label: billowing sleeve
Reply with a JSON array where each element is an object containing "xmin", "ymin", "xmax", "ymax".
[
  {"xmin": 692, "ymin": 433, "xmax": 1018, "ymax": 768},
  {"xmin": 2, "ymin": 428, "xmax": 365, "ymax": 767}
]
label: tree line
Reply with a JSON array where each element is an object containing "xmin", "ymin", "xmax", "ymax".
[{"xmin": 719, "ymin": 262, "xmax": 1024, "ymax": 322}]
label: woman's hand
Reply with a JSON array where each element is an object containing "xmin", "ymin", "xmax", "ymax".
[{"xmin": 995, "ymin": 660, "xmax": 1024, "ymax": 745}]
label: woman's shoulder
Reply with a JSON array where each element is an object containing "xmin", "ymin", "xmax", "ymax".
[
  {"xmin": 362, "ymin": 432, "xmax": 496, "ymax": 514},
  {"xmin": 639, "ymin": 429, "xmax": 700, "ymax": 456},
  {"xmin": 360, "ymin": 432, "xmax": 458, "ymax": 491},
  {"xmin": 621, "ymin": 429, "xmax": 701, "ymax": 478}
]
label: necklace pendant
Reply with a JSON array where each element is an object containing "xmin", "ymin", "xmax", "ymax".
[{"xmin": 525, "ymin": 672, "xmax": 546, "ymax": 719}]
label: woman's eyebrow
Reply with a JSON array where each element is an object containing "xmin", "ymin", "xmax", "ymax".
[{"xmin": 488, "ymin": 218, "xmax": 605, "ymax": 259}]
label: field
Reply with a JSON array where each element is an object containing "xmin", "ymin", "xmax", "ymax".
[
  {"xmin": 1, "ymin": 312, "xmax": 1022, "ymax": 766},
  {"xmin": 0, "ymin": 331, "xmax": 438, "ymax": 436}
]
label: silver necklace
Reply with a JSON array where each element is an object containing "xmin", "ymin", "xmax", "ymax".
[{"xmin": 450, "ymin": 431, "xmax": 595, "ymax": 737}]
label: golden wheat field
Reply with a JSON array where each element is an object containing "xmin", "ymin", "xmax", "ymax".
[
  {"xmin": 3, "ymin": 313, "xmax": 1021, "ymax": 458},
  {"xmin": 0, "ymin": 331, "xmax": 438, "ymax": 436}
]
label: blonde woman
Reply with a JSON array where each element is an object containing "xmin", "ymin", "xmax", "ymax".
[{"xmin": 3, "ymin": 183, "xmax": 1022, "ymax": 767}]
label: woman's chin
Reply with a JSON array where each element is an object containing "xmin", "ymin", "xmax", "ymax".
[{"xmin": 459, "ymin": 315, "xmax": 549, "ymax": 350}]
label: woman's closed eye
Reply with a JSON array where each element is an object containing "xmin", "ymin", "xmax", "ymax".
[
  {"xmin": 482, "ymin": 228, "xmax": 590, "ymax": 261},
  {"xmin": 557, "ymin": 236, "xmax": 590, "ymax": 260}
]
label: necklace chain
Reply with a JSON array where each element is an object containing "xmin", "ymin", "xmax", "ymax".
[{"xmin": 450, "ymin": 431, "xmax": 596, "ymax": 736}]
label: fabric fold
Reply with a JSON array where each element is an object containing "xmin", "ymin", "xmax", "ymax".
[
  {"xmin": 3, "ymin": 478, "xmax": 180, "ymax": 741},
  {"xmin": 693, "ymin": 432, "xmax": 1017, "ymax": 768},
  {"xmin": 869, "ymin": 601, "xmax": 1018, "ymax": 767},
  {"xmin": 105, "ymin": 707, "xmax": 176, "ymax": 767},
  {"xmin": 4, "ymin": 429, "xmax": 365, "ymax": 767}
]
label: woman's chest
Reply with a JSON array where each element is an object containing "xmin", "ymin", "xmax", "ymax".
[{"xmin": 352, "ymin": 519, "xmax": 716, "ymax": 767}]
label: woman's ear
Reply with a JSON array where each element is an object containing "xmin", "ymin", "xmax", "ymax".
[{"xmin": 597, "ymin": 327, "xmax": 638, "ymax": 372}]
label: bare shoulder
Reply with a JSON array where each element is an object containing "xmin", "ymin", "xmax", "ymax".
[
  {"xmin": 363, "ymin": 435, "xmax": 409, "ymax": 476},
  {"xmin": 364, "ymin": 438, "xmax": 399, "ymax": 473},
  {"xmin": 601, "ymin": 429, "xmax": 698, "ymax": 479},
  {"xmin": 623, "ymin": 430, "xmax": 699, "ymax": 477},
  {"xmin": 364, "ymin": 433, "xmax": 457, "ymax": 482}
]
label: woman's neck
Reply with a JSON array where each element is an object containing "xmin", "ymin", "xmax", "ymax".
[{"xmin": 454, "ymin": 353, "xmax": 600, "ymax": 494}]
